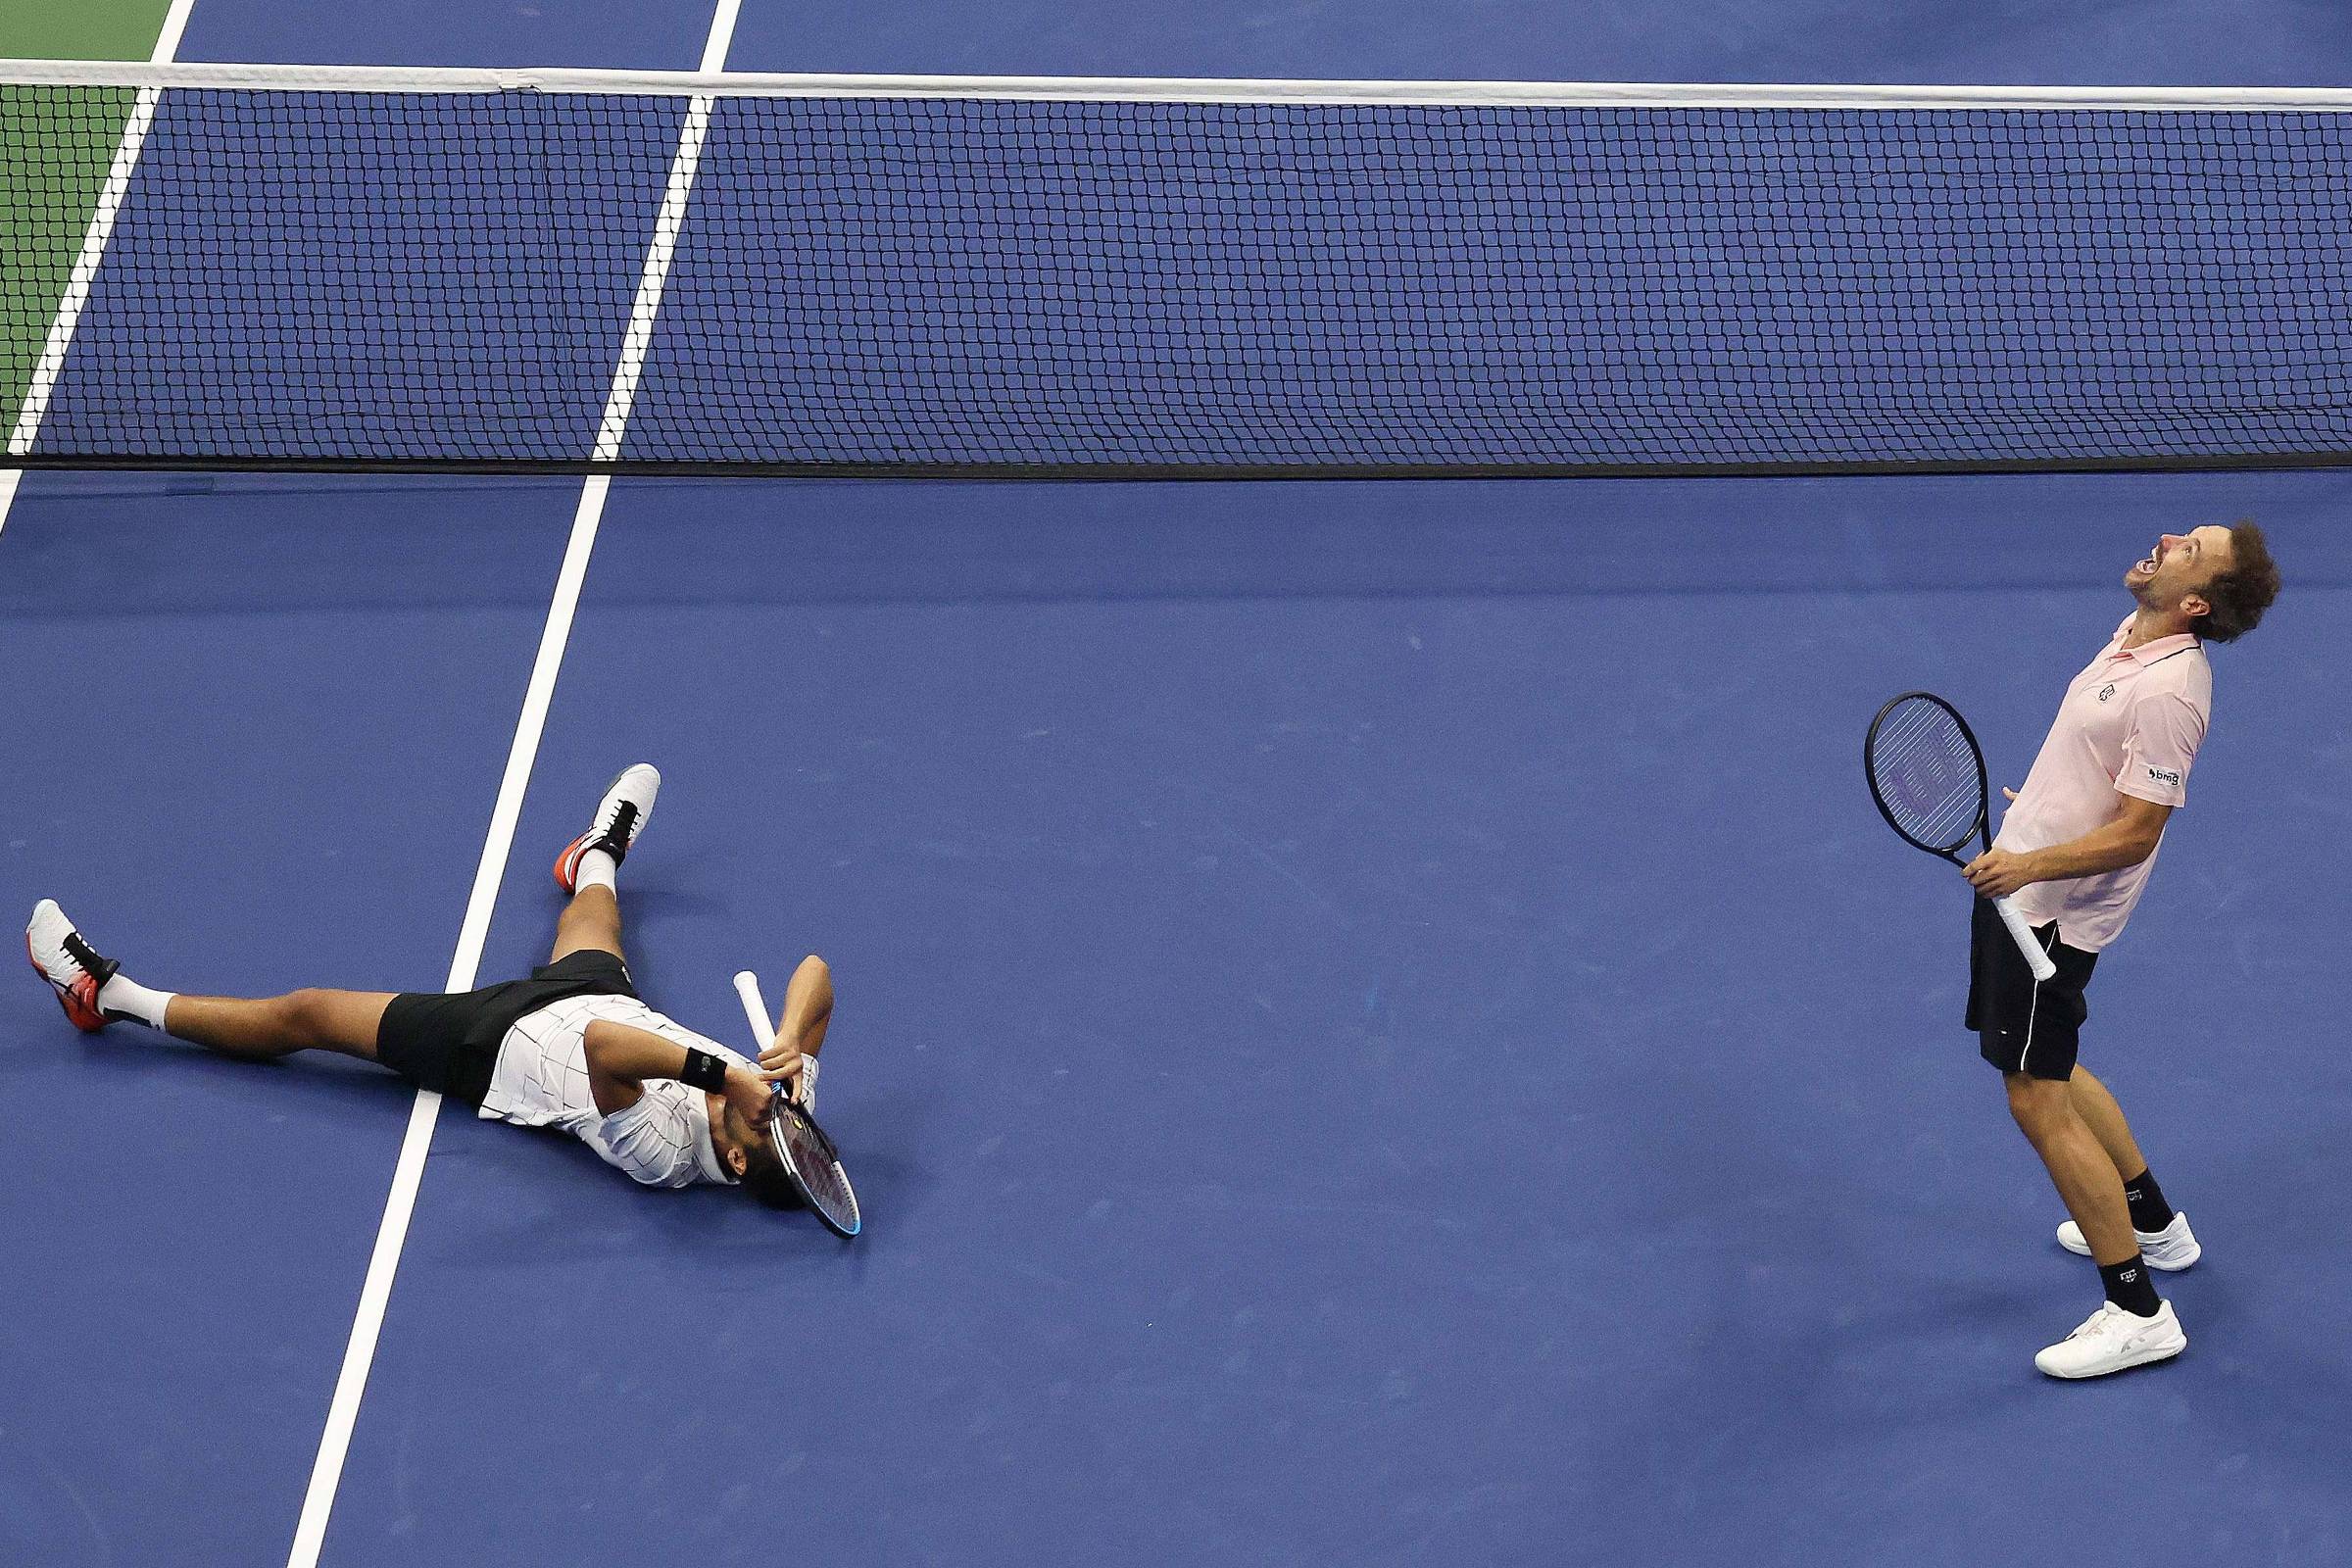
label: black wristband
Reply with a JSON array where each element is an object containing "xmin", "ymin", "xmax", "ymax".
[{"xmin": 679, "ymin": 1049, "xmax": 730, "ymax": 1093}]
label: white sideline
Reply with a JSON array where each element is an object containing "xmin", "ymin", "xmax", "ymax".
[
  {"xmin": 0, "ymin": 0, "xmax": 199, "ymax": 537},
  {"xmin": 2, "ymin": 57, "xmax": 2351, "ymax": 111},
  {"xmin": 280, "ymin": 5, "xmax": 742, "ymax": 1564},
  {"xmin": 281, "ymin": 477, "xmax": 603, "ymax": 1568},
  {"xmin": 4, "ymin": 84, "xmax": 164, "ymax": 457},
  {"xmin": 151, "ymin": 0, "xmax": 198, "ymax": 65}
]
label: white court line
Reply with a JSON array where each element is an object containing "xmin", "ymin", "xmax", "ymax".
[
  {"xmin": 701, "ymin": 0, "xmax": 744, "ymax": 75},
  {"xmin": 0, "ymin": 0, "xmax": 199, "ymax": 539},
  {"xmin": 150, "ymin": 0, "xmax": 199, "ymax": 64},
  {"xmin": 281, "ymin": 5, "xmax": 742, "ymax": 1565}
]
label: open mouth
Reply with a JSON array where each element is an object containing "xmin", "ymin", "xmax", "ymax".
[{"xmin": 2133, "ymin": 542, "xmax": 2165, "ymax": 574}]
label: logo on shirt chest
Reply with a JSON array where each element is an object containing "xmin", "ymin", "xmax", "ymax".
[{"xmin": 2096, "ymin": 683, "xmax": 2117, "ymax": 703}]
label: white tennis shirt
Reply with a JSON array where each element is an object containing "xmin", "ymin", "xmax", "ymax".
[
  {"xmin": 475, "ymin": 992, "xmax": 749, "ymax": 1188},
  {"xmin": 1993, "ymin": 612, "xmax": 2211, "ymax": 952}
]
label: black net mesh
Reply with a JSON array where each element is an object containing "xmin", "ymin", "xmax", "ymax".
[{"xmin": 7, "ymin": 82, "xmax": 2352, "ymax": 474}]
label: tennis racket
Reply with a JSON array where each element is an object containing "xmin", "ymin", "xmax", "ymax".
[
  {"xmin": 734, "ymin": 969, "xmax": 861, "ymax": 1238},
  {"xmin": 1865, "ymin": 691, "xmax": 2057, "ymax": 983}
]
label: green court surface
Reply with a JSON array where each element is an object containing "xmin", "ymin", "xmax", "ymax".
[
  {"xmin": 0, "ymin": 0, "xmax": 172, "ymax": 435},
  {"xmin": 0, "ymin": 0, "xmax": 172, "ymax": 62}
]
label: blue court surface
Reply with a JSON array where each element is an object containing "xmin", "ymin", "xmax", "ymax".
[{"xmin": 5, "ymin": 4, "xmax": 2351, "ymax": 1568}]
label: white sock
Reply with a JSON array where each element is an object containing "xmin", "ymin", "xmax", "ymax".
[
  {"xmin": 97, "ymin": 972, "xmax": 174, "ymax": 1030},
  {"xmin": 574, "ymin": 848, "xmax": 618, "ymax": 893}
]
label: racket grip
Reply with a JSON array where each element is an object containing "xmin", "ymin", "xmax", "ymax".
[
  {"xmin": 732, "ymin": 969, "xmax": 775, "ymax": 1052},
  {"xmin": 1992, "ymin": 896, "xmax": 2058, "ymax": 982}
]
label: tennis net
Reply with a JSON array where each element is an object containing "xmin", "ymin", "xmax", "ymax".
[{"xmin": 4, "ymin": 62, "xmax": 2351, "ymax": 476}]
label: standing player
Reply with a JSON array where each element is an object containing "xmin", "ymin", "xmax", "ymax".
[
  {"xmin": 1960, "ymin": 523, "xmax": 2279, "ymax": 1378},
  {"xmin": 26, "ymin": 765, "xmax": 832, "ymax": 1203}
]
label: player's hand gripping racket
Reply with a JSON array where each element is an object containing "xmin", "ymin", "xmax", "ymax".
[
  {"xmin": 734, "ymin": 969, "xmax": 861, "ymax": 1238},
  {"xmin": 1865, "ymin": 692, "xmax": 2057, "ymax": 983}
]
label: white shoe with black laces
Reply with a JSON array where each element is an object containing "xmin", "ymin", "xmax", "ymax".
[
  {"xmin": 25, "ymin": 899, "xmax": 122, "ymax": 1032},
  {"xmin": 2057, "ymin": 1211, "xmax": 2200, "ymax": 1270},
  {"xmin": 2034, "ymin": 1298, "xmax": 2186, "ymax": 1379},
  {"xmin": 553, "ymin": 763, "xmax": 661, "ymax": 893}
]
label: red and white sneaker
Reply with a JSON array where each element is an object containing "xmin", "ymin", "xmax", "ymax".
[
  {"xmin": 554, "ymin": 763, "xmax": 661, "ymax": 893},
  {"xmin": 25, "ymin": 899, "xmax": 122, "ymax": 1032}
]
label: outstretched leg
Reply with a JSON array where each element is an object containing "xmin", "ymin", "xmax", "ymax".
[
  {"xmin": 30, "ymin": 896, "xmax": 393, "ymax": 1062},
  {"xmin": 162, "ymin": 990, "xmax": 395, "ymax": 1061}
]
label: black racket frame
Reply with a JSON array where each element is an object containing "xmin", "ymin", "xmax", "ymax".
[{"xmin": 763, "ymin": 1092, "xmax": 861, "ymax": 1239}]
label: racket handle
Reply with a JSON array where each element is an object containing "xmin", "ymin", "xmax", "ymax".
[
  {"xmin": 732, "ymin": 969, "xmax": 775, "ymax": 1052},
  {"xmin": 1992, "ymin": 896, "xmax": 2059, "ymax": 982}
]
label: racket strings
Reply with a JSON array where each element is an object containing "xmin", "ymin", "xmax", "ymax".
[
  {"xmin": 1870, "ymin": 698, "xmax": 1983, "ymax": 851},
  {"xmin": 796, "ymin": 1151, "xmax": 856, "ymax": 1221},
  {"xmin": 777, "ymin": 1110, "xmax": 860, "ymax": 1232}
]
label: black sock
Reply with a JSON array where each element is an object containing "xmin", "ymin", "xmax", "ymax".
[
  {"xmin": 2098, "ymin": 1255, "xmax": 2162, "ymax": 1317},
  {"xmin": 2122, "ymin": 1168, "xmax": 2175, "ymax": 1234}
]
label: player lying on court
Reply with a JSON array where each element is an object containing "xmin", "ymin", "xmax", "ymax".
[
  {"xmin": 1958, "ymin": 522, "xmax": 2278, "ymax": 1378},
  {"xmin": 27, "ymin": 765, "xmax": 830, "ymax": 1205}
]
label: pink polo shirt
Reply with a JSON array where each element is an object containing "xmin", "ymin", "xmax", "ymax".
[{"xmin": 1993, "ymin": 612, "xmax": 2210, "ymax": 952}]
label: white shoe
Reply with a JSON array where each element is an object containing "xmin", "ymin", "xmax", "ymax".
[
  {"xmin": 2034, "ymin": 1298, "xmax": 2186, "ymax": 1379},
  {"xmin": 2057, "ymin": 1211, "xmax": 2200, "ymax": 1270},
  {"xmin": 554, "ymin": 763, "xmax": 661, "ymax": 892}
]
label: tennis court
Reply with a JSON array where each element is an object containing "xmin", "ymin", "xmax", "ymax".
[{"xmin": 3, "ymin": 3, "xmax": 2349, "ymax": 1566}]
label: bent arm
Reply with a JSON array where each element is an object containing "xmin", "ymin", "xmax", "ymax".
[
  {"xmin": 759, "ymin": 955, "xmax": 832, "ymax": 1076},
  {"xmin": 582, "ymin": 1020, "xmax": 765, "ymax": 1118},
  {"xmin": 2020, "ymin": 792, "xmax": 2173, "ymax": 882}
]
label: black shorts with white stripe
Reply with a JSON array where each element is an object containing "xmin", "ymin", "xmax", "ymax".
[
  {"xmin": 1965, "ymin": 898, "xmax": 2098, "ymax": 1080},
  {"xmin": 374, "ymin": 949, "xmax": 639, "ymax": 1106}
]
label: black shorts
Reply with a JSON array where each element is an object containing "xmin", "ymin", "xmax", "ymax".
[
  {"xmin": 374, "ymin": 949, "xmax": 640, "ymax": 1107},
  {"xmin": 1965, "ymin": 898, "xmax": 2097, "ymax": 1080}
]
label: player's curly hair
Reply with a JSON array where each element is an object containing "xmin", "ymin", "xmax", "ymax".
[{"xmin": 2196, "ymin": 520, "xmax": 2280, "ymax": 644}]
